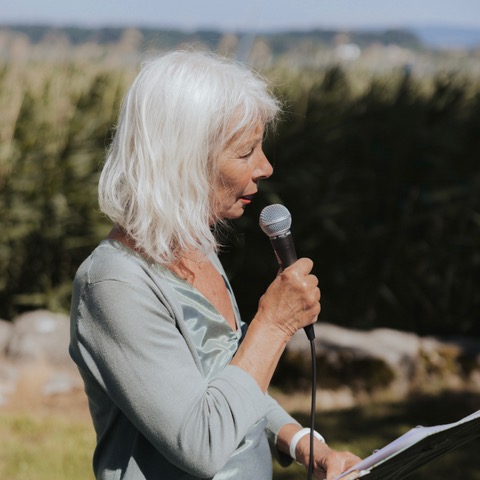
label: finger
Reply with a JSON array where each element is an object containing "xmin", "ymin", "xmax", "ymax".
[
  {"xmin": 326, "ymin": 469, "xmax": 363, "ymax": 480},
  {"xmin": 313, "ymin": 465, "xmax": 326, "ymax": 479},
  {"xmin": 284, "ymin": 257, "xmax": 314, "ymax": 275},
  {"xmin": 305, "ymin": 287, "xmax": 321, "ymax": 307},
  {"xmin": 338, "ymin": 471, "xmax": 363, "ymax": 480},
  {"xmin": 305, "ymin": 273, "xmax": 319, "ymax": 287}
]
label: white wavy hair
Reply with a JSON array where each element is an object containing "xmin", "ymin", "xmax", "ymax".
[{"xmin": 98, "ymin": 49, "xmax": 280, "ymax": 265}]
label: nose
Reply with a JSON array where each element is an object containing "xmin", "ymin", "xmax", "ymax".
[{"xmin": 254, "ymin": 150, "xmax": 273, "ymax": 181}]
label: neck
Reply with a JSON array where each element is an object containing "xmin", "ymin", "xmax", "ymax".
[
  {"xmin": 107, "ymin": 225, "xmax": 137, "ymax": 251},
  {"xmin": 106, "ymin": 225, "xmax": 207, "ymax": 283}
]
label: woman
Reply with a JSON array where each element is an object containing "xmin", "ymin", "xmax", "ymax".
[{"xmin": 70, "ymin": 50, "xmax": 361, "ymax": 480}]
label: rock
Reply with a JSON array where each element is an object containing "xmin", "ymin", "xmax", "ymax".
[
  {"xmin": 285, "ymin": 323, "xmax": 420, "ymax": 391},
  {"xmin": 0, "ymin": 360, "xmax": 18, "ymax": 406},
  {"xmin": 281, "ymin": 322, "xmax": 480, "ymax": 398},
  {"xmin": 318, "ymin": 324, "xmax": 419, "ymax": 368},
  {"xmin": 0, "ymin": 310, "xmax": 84, "ymax": 407},
  {"xmin": 42, "ymin": 370, "xmax": 82, "ymax": 395},
  {"xmin": 6, "ymin": 310, "xmax": 74, "ymax": 368}
]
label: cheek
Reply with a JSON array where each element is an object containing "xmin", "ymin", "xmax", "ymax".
[
  {"xmin": 218, "ymin": 166, "xmax": 248, "ymax": 195},
  {"xmin": 218, "ymin": 181, "xmax": 240, "ymax": 206},
  {"xmin": 213, "ymin": 176, "xmax": 237, "ymax": 209}
]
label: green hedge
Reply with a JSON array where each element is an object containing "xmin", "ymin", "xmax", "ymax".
[
  {"xmin": 223, "ymin": 67, "xmax": 480, "ymax": 337},
  {"xmin": 1, "ymin": 62, "xmax": 479, "ymax": 336}
]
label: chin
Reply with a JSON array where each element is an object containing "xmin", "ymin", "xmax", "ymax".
[
  {"xmin": 215, "ymin": 200, "xmax": 248, "ymax": 221},
  {"xmin": 223, "ymin": 207, "xmax": 246, "ymax": 220}
]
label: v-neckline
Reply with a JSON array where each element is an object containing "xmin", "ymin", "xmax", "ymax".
[
  {"xmin": 164, "ymin": 254, "xmax": 240, "ymax": 332},
  {"xmin": 103, "ymin": 227, "xmax": 240, "ymax": 332}
]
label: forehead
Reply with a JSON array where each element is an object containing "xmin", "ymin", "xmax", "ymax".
[{"xmin": 227, "ymin": 122, "xmax": 265, "ymax": 147}]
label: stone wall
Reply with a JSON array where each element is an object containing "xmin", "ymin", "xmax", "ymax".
[
  {"xmin": 0, "ymin": 310, "xmax": 82, "ymax": 407},
  {"xmin": 275, "ymin": 323, "xmax": 480, "ymax": 409},
  {"xmin": 1, "ymin": 310, "xmax": 479, "ymax": 410}
]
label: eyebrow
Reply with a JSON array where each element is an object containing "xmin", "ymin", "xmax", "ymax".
[
  {"xmin": 229, "ymin": 126, "xmax": 265, "ymax": 149},
  {"xmin": 250, "ymin": 131, "xmax": 265, "ymax": 144}
]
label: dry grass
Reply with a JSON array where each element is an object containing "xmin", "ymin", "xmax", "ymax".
[
  {"xmin": 1, "ymin": 365, "xmax": 480, "ymax": 479},
  {"xmin": 0, "ymin": 410, "xmax": 94, "ymax": 480},
  {"xmin": 0, "ymin": 360, "xmax": 94, "ymax": 480}
]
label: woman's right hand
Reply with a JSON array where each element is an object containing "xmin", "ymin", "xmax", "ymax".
[
  {"xmin": 255, "ymin": 258, "xmax": 320, "ymax": 339},
  {"xmin": 231, "ymin": 257, "xmax": 320, "ymax": 392}
]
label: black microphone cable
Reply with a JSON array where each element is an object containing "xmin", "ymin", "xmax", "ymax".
[
  {"xmin": 307, "ymin": 337, "xmax": 317, "ymax": 480},
  {"xmin": 259, "ymin": 204, "xmax": 318, "ymax": 480}
]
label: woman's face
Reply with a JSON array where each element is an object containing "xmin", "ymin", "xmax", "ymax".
[{"xmin": 213, "ymin": 123, "xmax": 273, "ymax": 221}]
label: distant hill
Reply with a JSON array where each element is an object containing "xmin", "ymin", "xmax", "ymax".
[
  {"xmin": 1, "ymin": 23, "xmax": 479, "ymax": 75},
  {"xmin": 412, "ymin": 25, "xmax": 480, "ymax": 49},
  {"xmin": 0, "ymin": 24, "xmax": 421, "ymax": 51},
  {"xmin": 1, "ymin": 23, "xmax": 480, "ymax": 51}
]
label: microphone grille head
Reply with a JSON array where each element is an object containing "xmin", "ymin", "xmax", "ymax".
[{"xmin": 259, "ymin": 204, "xmax": 292, "ymax": 238}]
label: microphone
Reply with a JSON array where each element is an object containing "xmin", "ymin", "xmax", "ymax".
[{"xmin": 259, "ymin": 204, "xmax": 315, "ymax": 340}]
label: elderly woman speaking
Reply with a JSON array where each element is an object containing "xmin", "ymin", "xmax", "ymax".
[{"xmin": 69, "ymin": 50, "xmax": 361, "ymax": 480}]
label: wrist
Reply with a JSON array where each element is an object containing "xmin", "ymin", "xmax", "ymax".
[
  {"xmin": 289, "ymin": 428, "xmax": 325, "ymax": 462},
  {"xmin": 230, "ymin": 318, "xmax": 289, "ymax": 393},
  {"xmin": 249, "ymin": 315, "xmax": 292, "ymax": 345}
]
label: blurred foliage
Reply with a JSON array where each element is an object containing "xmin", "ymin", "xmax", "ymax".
[
  {"xmin": 0, "ymin": 62, "xmax": 125, "ymax": 317},
  {"xmin": 0, "ymin": 58, "xmax": 479, "ymax": 338},
  {"xmin": 223, "ymin": 67, "xmax": 480, "ymax": 337}
]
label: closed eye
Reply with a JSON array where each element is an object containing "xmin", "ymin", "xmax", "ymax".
[{"xmin": 239, "ymin": 147, "xmax": 255, "ymax": 159}]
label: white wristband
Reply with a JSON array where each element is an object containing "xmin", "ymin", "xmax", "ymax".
[{"xmin": 289, "ymin": 427, "xmax": 325, "ymax": 461}]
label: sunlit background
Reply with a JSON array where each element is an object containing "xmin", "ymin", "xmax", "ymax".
[
  {"xmin": 1, "ymin": 2, "xmax": 480, "ymax": 479},
  {"xmin": 2, "ymin": 0, "xmax": 480, "ymax": 31}
]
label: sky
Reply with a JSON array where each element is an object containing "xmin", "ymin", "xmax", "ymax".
[{"xmin": 2, "ymin": 0, "xmax": 480, "ymax": 32}]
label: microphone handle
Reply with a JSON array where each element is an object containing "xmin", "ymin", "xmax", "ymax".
[
  {"xmin": 269, "ymin": 234, "xmax": 315, "ymax": 340},
  {"xmin": 269, "ymin": 233, "xmax": 297, "ymax": 269}
]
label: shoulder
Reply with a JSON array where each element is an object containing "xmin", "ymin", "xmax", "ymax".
[
  {"xmin": 73, "ymin": 240, "xmax": 180, "ymax": 309},
  {"xmin": 75, "ymin": 240, "xmax": 160, "ymax": 285},
  {"xmin": 71, "ymin": 241, "xmax": 185, "ymax": 329}
]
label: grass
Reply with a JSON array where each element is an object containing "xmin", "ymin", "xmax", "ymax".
[
  {"xmin": 274, "ymin": 389, "xmax": 480, "ymax": 479},
  {"xmin": 0, "ymin": 390, "xmax": 479, "ymax": 479},
  {"xmin": 0, "ymin": 411, "xmax": 95, "ymax": 480}
]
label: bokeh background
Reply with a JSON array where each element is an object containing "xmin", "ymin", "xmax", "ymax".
[{"xmin": 1, "ymin": 1, "xmax": 479, "ymax": 479}]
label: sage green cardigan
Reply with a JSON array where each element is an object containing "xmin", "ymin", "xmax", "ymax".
[{"xmin": 69, "ymin": 240, "xmax": 298, "ymax": 479}]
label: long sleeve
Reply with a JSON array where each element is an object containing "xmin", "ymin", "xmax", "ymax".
[
  {"xmin": 70, "ymin": 244, "xmax": 269, "ymax": 478},
  {"xmin": 265, "ymin": 393, "xmax": 299, "ymax": 467}
]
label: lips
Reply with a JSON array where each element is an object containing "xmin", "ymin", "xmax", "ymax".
[{"xmin": 240, "ymin": 194, "xmax": 255, "ymax": 204}]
